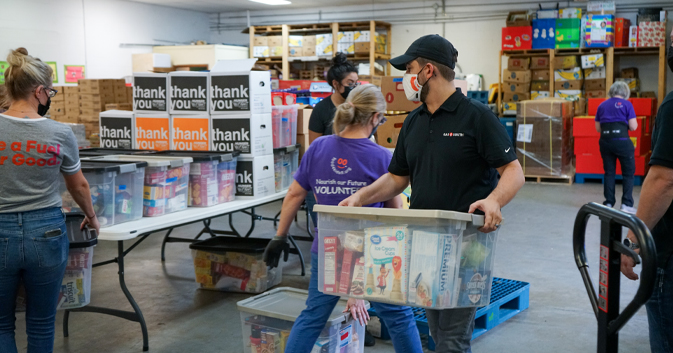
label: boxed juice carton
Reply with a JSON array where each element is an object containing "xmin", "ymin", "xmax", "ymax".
[
  {"xmin": 169, "ymin": 72, "xmax": 210, "ymax": 114},
  {"xmin": 615, "ymin": 18, "xmax": 630, "ymax": 47},
  {"xmin": 135, "ymin": 113, "xmax": 170, "ymax": 151},
  {"xmin": 170, "ymin": 114, "xmax": 210, "ymax": 151},
  {"xmin": 210, "ymin": 59, "xmax": 272, "ymax": 115},
  {"xmin": 363, "ymin": 226, "xmax": 410, "ymax": 304},
  {"xmin": 133, "ymin": 73, "xmax": 170, "ymax": 113},
  {"xmin": 99, "ymin": 110, "xmax": 135, "ymax": 149}
]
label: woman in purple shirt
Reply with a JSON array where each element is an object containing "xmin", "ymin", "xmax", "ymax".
[
  {"xmin": 263, "ymin": 84, "xmax": 423, "ymax": 353},
  {"xmin": 595, "ymin": 81, "xmax": 638, "ymax": 213}
]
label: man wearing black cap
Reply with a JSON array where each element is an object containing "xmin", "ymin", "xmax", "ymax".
[{"xmin": 341, "ymin": 35, "xmax": 525, "ymax": 352}]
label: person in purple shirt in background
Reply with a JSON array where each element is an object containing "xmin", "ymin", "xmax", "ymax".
[
  {"xmin": 595, "ymin": 81, "xmax": 639, "ymax": 213},
  {"xmin": 262, "ymin": 84, "xmax": 423, "ymax": 353}
]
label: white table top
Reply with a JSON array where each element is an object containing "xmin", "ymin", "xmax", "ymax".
[{"xmin": 97, "ymin": 190, "xmax": 288, "ymax": 241}]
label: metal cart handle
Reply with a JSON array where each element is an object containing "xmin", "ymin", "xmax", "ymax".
[{"xmin": 572, "ymin": 202, "xmax": 657, "ymax": 335}]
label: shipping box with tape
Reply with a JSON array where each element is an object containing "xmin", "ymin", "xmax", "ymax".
[
  {"xmin": 210, "ymin": 113, "xmax": 273, "ymax": 157},
  {"xmin": 380, "ymin": 76, "xmax": 422, "ymax": 112},
  {"xmin": 376, "ymin": 114, "xmax": 407, "ymax": 148}
]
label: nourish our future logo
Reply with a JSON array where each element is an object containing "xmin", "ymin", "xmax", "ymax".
[{"xmin": 331, "ymin": 157, "xmax": 352, "ymax": 175}]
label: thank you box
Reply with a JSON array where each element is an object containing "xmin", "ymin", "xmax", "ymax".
[
  {"xmin": 133, "ymin": 73, "xmax": 170, "ymax": 113},
  {"xmin": 169, "ymin": 72, "xmax": 210, "ymax": 114},
  {"xmin": 210, "ymin": 59, "xmax": 272, "ymax": 115},
  {"xmin": 235, "ymin": 155, "xmax": 275, "ymax": 199},
  {"xmin": 170, "ymin": 114, "xmax": 211, "ymax": 151},
  {"xmin": 99, "ymin": 110, "xmax": 134, "ymax": 149},
  {"xmin": 135, "ymin": 113, "xmax": 170, "ymax": 151},
  {"xmin": 211, "ymin": 114, "xmax": 273, "ymax": 157}
]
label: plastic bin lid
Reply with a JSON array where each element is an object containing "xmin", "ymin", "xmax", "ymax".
[
  {"xmin": 64, "ymin": 213, "xmax": 98, "ymax": 248},
  {"xmin": 273, "ymin": 143, "xmax": 301, "ymax": 153},
  {"xmin": 78, "ymin": 148, "xmax": 156, "ymax": 157},
  {"xmin": 86, "ymin": 155, "xmax": 193, "ymax": 168},
  {"xmin": 81, "ymin": 160, "xmax": 148, "ymax": 174},
  {"xmin": 237, "ymin": 287, "xmax": 369, "ymax": 325},
  {"xmin": 312, "ymin": 205, "xmax": 485, "ymax": 227},
  {"xmin": 155, "ymin": 150, "xmax": 240, "ymax": 163},
  {"xmin": 189, "ymin": 236, "xmax": 270, "ymax": 254}
]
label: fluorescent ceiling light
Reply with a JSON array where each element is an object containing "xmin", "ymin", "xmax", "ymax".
[{"xmin": 249, "ymin": 0, "xmax": 291, "ymax": 5}]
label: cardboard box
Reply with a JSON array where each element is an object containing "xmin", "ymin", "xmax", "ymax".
[
  {"xmin": 169, "ymin": 114, "xmax": 210, "ymax": 151},
  {"xmin": 508, "ymin": 57, "xmax": 530, "ymax": 70},
  {"xmin": 516, "ymin": 99, "xmax": 574, "ymax": 177},
  {"xmin": 503, "ymin": 92, "xmax": 530, "ymax": 102},
  {"xmin": 615, "ymin": 18, "xmax": 631, "ymax": 47},
  {"xmin": 78, "ymin": 114, "xmax": 99, "ymax": 123},
  {"xmin": 297, "ymin": 133, "xmax": 309, "ymax": 159},
  {"xmin": 135, "ymin": 113, "xmax": 171, "ymax": 151},
  {"xmin": 532, "ymin": 19, "xmax": 556, "ymax": 49},
  {"xmin": 585, "ymin": 15, "xmax": 614, "ymax": 48},
  {"xmin": 126, "ymin": 86, "xmax": 133, "ymax": 103},
  {"xmin": 209, "ymin": 59, "xmax": 272, "ymax": 115},
  {"xmin": 289, "ymin": 47, "xmax": 303, "ymax": 57},
  {"xmin": 337, "ymin": 42, "xmax": 355, "ymax": 55},
  {"xmin": 628, "ymin": 25, "xmax": 638, "ymax": 47},
  {"xmin": 269, "ymin": 46, "xmax": 283, "ymax": 57},
  {"xmin": 586, "ymin": 90, "xmax": 607, "ymax": 99},
  {"xmin": 503, "ymin": 102, "xmax": 518, "ymax": 115},
  {"xmin": 62, "ymin": 86, "xmax": 79, "ymax": 94},
  {"xmin": 353, "ymin": 30, "xmax": 373, "ymax": 43},
  {"xmin": 531, "ymin": 81, "xmax": 550, "ymax": 91},
  {"xmin": 553, "ymin": 56, "xmax": 579, "ymax": 69},
  {"xmin": 253, "ymin": 36, "xmax": 268, "ymax": 46},
  {"xmin": 537, "ymin": 10, "xmax": 558, "ymax": 19},
  {"xmin": 505, "ymin": 82, "xmax": 532, "ymax": 94},
  {"xmin": 303, "ymin": 35, "xmax": 316, "ymax": 47},
  {"xmin": 288, "ymin": 35, "xmax": 303, "ymax": 47},
  {"xmin": 615, "ymin": 78, "xmax": 640, "ymax": 92},
  {"xmin": 376, "ymin": 114, "xmax": 407, "ymax": 148},
  {"xmin": 502, "ymin": 26, "xmax": 533, "ymax": 50},
  {"xmin": 133, "ymin": 73, "xmax": 169, "ymax": 113},
  {"xmin": 554, "ymin": 90, "xmax": 583, "ymax": 100},
  {"xmin": 581, "ymin": 54, "xmax": 605, "ymax": 69},
  {"xmin": 354, "ymin": 42, "xmax": 375, "ymax": 54},
  {"xmin": 235, "ymin": 155, "xmax": 275, "ymax": 199},
  {"xmin": 554, "ymin": 67, "xmax": 583, "ymax": 81},
  {"xmin": 584, "ymin": 67, "xmax": 606, "ymax": 79},
  {"xmin": 638, "ymin": 22, "xmax": 666, "ymax": 47},
  {"xmin": 132, "ymin": 53, "xmax": 172, "ymax": 73},
  {"xmin": 297, "ymin": 107, "xmax": 311, "ymax": 134},
  {"xmin": 503, "ymin": 69, "xmax": 532, "ymax": 83},
  {"xmin": 621, "ymin": 68, "xmax": 639, "ymax": 79},
  {"xmin": 532, "ymin": 70, "xmax": 550, "ymax": 81},
  {"xmin": 380, "ymin": 76, "xmax": 423, "ymax": 112},
  {"xmin": 303, "ymin": 47, "xmax": 316, "ymax": 57},
  {"xmin": 556, "ymin": 18, "xmax": 582, "ymax": 37},
  {"xmin": 78, "ymin": 79, "xmax": 114, "ymax": 95},
  {"xmin": 54, "ymin": 115, "xmax": 79, "ymax": 124},
  {"xmin": 105, "ymin": 103, "xmax": 132, "ymax": 111},
  {"xmin": 99, "ymin": 110, "xmax": 135, "ymax": 149},
  {"xmin": 574, "ymin": 97, "xmax": 587, "ymax": 116},
  {"xmin": 506, "ymin": 11, "xmax": 532, "ymax": 27},
  {"xmin": 337, "ymin": 31, "xmax": 354, "ymax": 44},
  {"xmin": 211, "ymin": 113, "xmax": 273, "ymax": 157},
  {"xmin": 531, "ymin": 91, "xmax": 551, "ymax": 100},
  {"xmin": 253, "ymin": 46, "xmax": 269, "ymax": 58},
  {"xmin": 168, "ymin": 72, "xmax": 209, "ymax": 114},
  {"xmin": 573, "ymin": 116, "xmax": 598, "ymax": 137},
  {"xmin": 559, "ymin": 8, "xmax": 582, "ymax": 19},
  {"xmin": 267, "ymin": 36, "xmax": 282, "ymax": 47},
  {"xmin": 530, "ymin": 57, "xmax": 550, "ymax": 69},
  {"xmin": 554, "ymin": 80, "xmax": 583, "ymax": 90},
  {"xmin": 574, "ymin": 136, "xmax": 600, "ymax": 155},
  {"xmin": 555, "ymin": 42, "xmax": 581, "ymax": 49},
  {"xmin": 585, "ymin": 79, "xmax": 606, "ymax": 91},
  {"xmin": 316, "ymin": 34, "xmax": 333, "ymax": 57}
]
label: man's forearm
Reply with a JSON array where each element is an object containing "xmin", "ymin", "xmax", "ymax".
[
  {"xmin": 69, "ymin": 186, "xmax": 96, "ymax": 218},
  {"xmin": 357, "ymin": 173, "xmax": 409, "ymax": 206},
  {"xmin": 490, "ymin": 161, "xmax": 525, "ymax": 208},
  {"xmin": 635, "ymin": 166, "xmax": 673, "ymax": 230}
]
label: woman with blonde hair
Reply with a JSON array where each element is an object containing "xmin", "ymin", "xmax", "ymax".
[
  {"xmin": 262, "ymin": 84, "xmax": 423, "ymax": 353},
  {"xmin": 0, "ymin": 48, "xmax": 98, "ymax": 353}
]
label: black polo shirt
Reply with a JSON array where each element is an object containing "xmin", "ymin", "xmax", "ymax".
[
  {"xmin": 389, "ymin": 88, "xmax": 517, "ymax": 212},
  {"xmin": 649, "ymin": 89, "xmax": 673, "ymax": 267}
]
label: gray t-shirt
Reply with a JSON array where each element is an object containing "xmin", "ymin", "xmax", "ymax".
[{"xmin": 0, "ymin": 114, "xmax": 81, "ymax": 213}]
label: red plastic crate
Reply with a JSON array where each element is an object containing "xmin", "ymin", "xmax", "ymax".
[
  {"xmin": 576, "ymin": 153, "xmax": 650, "ymax": 176},
  {"xmin": 575, "ymin": 137, "xmax": 600, "ymax": 155},
  {"xmin": 588, "ymin": 98, "xmax": 608, "ymax": 116},
  {"xmin": 629, "ymin": 98, "xmax": 657, "ymax": 117},
  {"xmin": 633, "ymin": 134, "xmax": 652, "ymax": 156},
  {"xmin": 573, "ymin": 117, "xmax": 599, "ymax": 137}
]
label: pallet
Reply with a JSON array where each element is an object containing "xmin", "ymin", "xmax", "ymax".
[
  {"xmin": 525, "ymin": 174, "xmax": 574, "ymax": 185},
  {"xmin": 574, "ymin": 173, "xmax": 644, "ymax": 186},
  {"xmin": 368, "ymin": 278, "xmax": 530, "ymax": 351}
]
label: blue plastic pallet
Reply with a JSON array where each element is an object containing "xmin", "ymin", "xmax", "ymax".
[
  {"xmin": 369, "ymin": 278, "xmax": 530, "ymax": 351},
  {"xmin": 467, "ymin": 90, "xmax": 489, "ymax": 105},
  {"xmin": 575, "ymin": 173, "xmax": 644, "ymax": 186}
]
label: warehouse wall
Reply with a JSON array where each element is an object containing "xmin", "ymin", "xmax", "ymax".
[
  {"xmin": 0, "ymin": 0, "xmax": 209, "ymax": 83},
  {"xmin": 210, "ymin": 0, "xmax": 673, "ymax": 95}
]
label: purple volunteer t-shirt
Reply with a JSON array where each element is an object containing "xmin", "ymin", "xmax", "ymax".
[
  {"xmin": 595, "ymin": 97, "xmax": 636, "ymax": 125},
  {"xmin": 294, "ymin": 135, "xmax": 393, "ymax": 253}
]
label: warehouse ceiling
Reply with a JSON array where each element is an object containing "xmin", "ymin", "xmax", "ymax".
[{"xmin": 129, "ymin": 0, "xmax": 415, "ymax": 12}]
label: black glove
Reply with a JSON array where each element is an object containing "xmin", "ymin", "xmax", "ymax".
[{"xmin": 263, "ymin": 236, "xmax": 290, "ymax": 268}]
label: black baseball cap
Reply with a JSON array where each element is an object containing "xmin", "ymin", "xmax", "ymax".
[{"xmin": 389, "ymin": 34, "xmax": 458, "ymax": 71}]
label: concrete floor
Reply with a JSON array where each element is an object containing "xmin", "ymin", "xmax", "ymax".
[{"xmin": 13, "ymin": 182, "xmax": 653, "ymax": 352}]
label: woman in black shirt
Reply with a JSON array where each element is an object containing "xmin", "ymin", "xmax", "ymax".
[{"xmin": 308, "ymin": 53, "xmax": 359, "ymax": 143}]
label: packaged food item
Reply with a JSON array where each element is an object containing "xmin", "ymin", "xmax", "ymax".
[
  {"xmin": 342, "ymin": 231, "xmax": 365, "ymax": 252},
  {"xmin": 323, "ymin": 236, "xmax": 339, "ymax": 294},
  {"xmin": 363, "ymin": 226, "xmax": 410, "ymax": 303},
  {"xmin": 456, "ymin": 232, "xmax": 494, "ymax": 307},
  {"xmin": 350, "ymin": 257, "xmax": 366, "ymax": 298},
  {"xmin": 189, "ymin": 161, "xmax": 219, "ymax": 207},
  {"xmin": 338, "ymin": 249, "xmax": 355, "ymax": 295},
  {"xmin": 408, "ymin": 231, "xmax": 460, "ymax": 308}
]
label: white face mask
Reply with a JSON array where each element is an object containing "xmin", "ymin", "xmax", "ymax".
[{"xmin": 402, "ymin": 72, "xmax": 423, "ymax": 102}]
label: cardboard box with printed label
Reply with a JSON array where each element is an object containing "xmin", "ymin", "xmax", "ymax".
[
  {"xmin": 531, "ymin": 81, "xmax": 550, "ymax": 91},
  {"xmin": 621, "ymin": 68, "xmax": 639, "ymax": 79},
  {"xmin": 297, "ymin": 107, "xmax": 312, "ymax": 134},
  {"xmin": 532, "ymin": 70, "xmax": 550, "ymax": 81},
  {"xmin": 585, "ymin": 15, "xmax": 614, "ymax": 48},
  {"xmin": 211, "ymin": 113, "xmax": 273, "ymax": 157},
  {"xmin": 210, "ymin": 59, "xmax": 272, "ymax": 115},
  {"xmin": 503, "ymin": 70, "xmax": 532, "ymax": 83},
  {"xmin": 555, "ymin": 67, "xmax": 583, "ymax": 81},
  {"xmin": 135, "ymin": 113, "xmax": 171, "ymax": 151},
  {"xmin": 337, "ymin": 43, "xmax": 355, "ymax": 55},
  {"xmin": 289, "ymin": 47, "xmax": 304, "ymax": 57},
  {"xmin": 288, "ymin": 35, "xmax": 303, "ymax": 47},
  {"xmin": 99, "ymin": 110, "xmax": 135, "ymax": 149},
  {"xmin": 507, "ymin": 58, "xmax": 530, "ymax": 70},
  {"xmin": 506, "ymin": 82, "xmax": 532, "ymax": 94},
  {"xmin": 585, "ymin": 79, "xmax": 606, "ymax": 91},
  {"xmin": 235, "ymin": 155, "xmax": 275, "ymax": 199},
  {"xmin": 553, "ymin": 56, "xmax": 579, "ymax": 69},
  {"xmin": 530, "ymin": 57, "xmax": 550, "ymax": 69},
  {"xmin": 267, "ymin": 36, "xmax": 282, "ymax": 47},
  {"xmin": 253, "ymin": 36, "xmax": 268, "ymax": 46},
  {"xmin": 531, "ymin": 91, "xmax": 551, "ymax": 100},
  {"xmin": 503, "ymin": 102, "xmax": 518, "ymax": 115},
  {"xmin": 586, "ymin": 90, "xmax": 607, "ymax": 99},
  {"xmin": 502, "ymin": 26, "xmax": 533, "ymax": 50},
  {"xmin": 316, "ymin": 34, "xmax": 333, "ymax": 57},
  {"xmin": 303, "ymin": 35, "xmax": 316, "ymax": 48},
  {"xmin": 503, "ymin": 92, "xmax": 530, "ymax": 102},
  {"xmin": 376, "ymin": 114, "xmax": 407, "ymax": 148},
  {"xmin": 253, "ymin": 46, "xmax": 269, "ymax": 58},
  {"xmin": 380, "ymin": 76, "xmax": 423, "ymax": 112},
  {"xmin": 537, "ymin": 10, "xmax": 558, "ymax": 19},
  {"xmin": 554, "ymin": 90, "xmax": 583, "ymax": 100},
  {"xmin": 169, "ymin": 72, "xmax": 210, "ymax": 115},
  {"xmin": 353, "ymin": 31, "xmax": 372, "ymax": 43},
  {"xmin": 337, "ymin": 31, "xmax": 354, "ymax": 44},
  {"xmin": 615, "ymin": 18, "xmax": 631, "ymax": 47},
  {"xmin": 303, "ymin": 46, "xmax": 316, "ymax": 57},
  {"xmin": 269, "ymin": 46, "xmax": 283, "ymax": 57},
  {"xmin": 584, "ymin": 67, "xmax": 606, "ymax": 80},
  {"xmin": 554, "ymin": 80, "xmax": 583, "ymax": 90},
  {"xmin": 581, "ymin": 54, "xmax": 605, "ymax": 69},
  {"xmin": 559, "ymin": 8, "xmax": 582, "ymax": 19},
  {"xmin": 170, "ymin": 114, "xmax": 210, "ymax": 151},
  {"xmin": 615, "ymin": 78, "xmax": 640, "ymax": 91},
  {"xmin": 133, "ymin": 73, "xmax": 170, "ymax": 113}
]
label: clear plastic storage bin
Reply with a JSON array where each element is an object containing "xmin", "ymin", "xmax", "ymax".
[
  {"xmin": 314, "ymin": 205, "xmax": 497, "ymax": 309},
  {"xmin": 272, "ymin": 108, "xmax": 282, "ymax": 149},
  {"xmin": 60, "ymin": 161, "xmax": 146, "ymax": 227},
  {"xmin": 85, "ymin": 155, "xmax": 193, "ymax": 216},
  {"xmin": 291, "ymin": 149, "xmax": 299, "ymax": 178},
  {"xmin": 189, "ymin": 237, "xmax": 281, "ymax": 293},
  {"xmin": 237, "ymin": 287, "xmax": 367, "ymax": 353},
  {"xmin": 78, "ymin": 148, "xmax": 156, "ymax": 157},
  {"xmin": 282, "ymin": 152, "xmax": 292, "ymax": 189},
  {"xmin": 273, "ymin": 151, "xmax": 284, "ymax": 193},
  {"xmin": 272, "ymin": 105, "xmax": 298, "ymax": 149}
]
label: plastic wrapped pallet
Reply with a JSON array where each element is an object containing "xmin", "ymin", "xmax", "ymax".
[{"xmin": 516, "ymin": 99, "xmax": 574, "ymax": 177}]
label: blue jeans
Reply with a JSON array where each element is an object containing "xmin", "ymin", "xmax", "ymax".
[
  {"xmin": 646, "ymin": 257, "xmax": 673, "ymax": 353},
  {"xmin": 284, "ymin": 253, "xmax": 423, "ymax": 353},
  {"xmin": 305, "ymin": 191, "xmax": 318, "ymax": 230},
  {"xmin": 0, "ymin": 207, "xmax": 69, "ymax": 353}
]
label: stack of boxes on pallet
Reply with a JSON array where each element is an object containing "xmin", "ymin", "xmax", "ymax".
[
  {"xmin": 502, "ymin": 58, "xmax": 532, "ymax": 115},
  {"xmin": 253, "ymin": 30, "xmax": 386, "ymax": 59},
  {"xmin": 582, "ymin": 54, "xmax": 607, "ymax": 100},
  {"xmin": 78, "ymin": 79, "xmax": 132, "ymax": 146},
  {"xmin": 50, "ymin": 86, "xmax": 80, "ymax": 123},
  {"xmin": 530, "ymin": 57, "xmax": 550, "ymax": 100},
  {"xmin": 574, "ymin": 98, "xmax": 656, "ymax": 180}
]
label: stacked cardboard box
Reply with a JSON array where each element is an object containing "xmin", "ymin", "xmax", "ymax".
[
  {"xmin": 516, "ymin": 99, "xmax": 574, "ymax": 177},
  {"xmin": 354, "ymin": 31, "xmax": 387, "ymax": 54},
  {"xmin": 553, "ymin": 56, "xmax": 583, "ymax": 101},
  {"xmin": 336, "ymin": 31, "xmax": 355, "ymax": 55},
  {"xmin": 50, "ymin": 86, "xmax": 67, "ymax": 121},
  {"xmin": 529, "ymin": 57, "xmax": 550, "ymax": 101},
  {"xmin": 502, "ymin": 13, "xmax": 533, "ymax": 51},
  {"xmin": 78, "ymin": 79, "xmax": 118, "ymax": 145},
  {"xmin": 581, "ymin": 54, "xmax": 606, "ymax": 101},
  {"xmin": 502, "ymin": 58, "xmax": 532, "ymax": 115},
  {"xmin": 50, "ymin": 86, "xmax": 79, "ymax": 123},
  {"xmin": 615, "ymin": 67, "xmax": 640, "ymax": 94}
]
